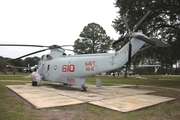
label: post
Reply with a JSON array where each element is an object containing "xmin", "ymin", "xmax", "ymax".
[
  {"xmin": 96, "ymin": 78, "xmax": 101, "ymax": 87},
  {"xmin": 136, "ymin": 78, "xmax": 138, "ymax": 87},
  {"xmin": 113, "ymin": 73, "xmax": 115, "ymax": 78}
]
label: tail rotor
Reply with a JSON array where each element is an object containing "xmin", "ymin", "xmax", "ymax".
[
  {"xmin": 113, "ymin": 10, "xmax": 152, "ymax": 76},
  {"xmin": 113, "ymin": 10, "xmax": 152, "ymax": 64}
]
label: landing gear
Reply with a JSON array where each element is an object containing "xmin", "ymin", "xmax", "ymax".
[
  {"xmin": 81, "ymin": 85, "xmax": 88, "ymax": 92},
  {"xmin": 32, "ymin": 81, "xmax": 37, "ymax": 86}
]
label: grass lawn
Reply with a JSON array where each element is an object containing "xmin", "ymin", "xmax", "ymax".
[
  {"xmin": 0, "ymin": 74, "xmax": 180, "ymax": 120},
  {"xmin": 86, "ymin": 75, "xmax": 180, "ymax": 88}
]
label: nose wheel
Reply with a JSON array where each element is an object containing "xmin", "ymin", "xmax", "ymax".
[
  {"xmin": 32, "ymin": 81, "xmax": 37, "ymax": 86},
  {"xmin": 81, "ymin": 85, "xmax": 88, "ymax": 92}
]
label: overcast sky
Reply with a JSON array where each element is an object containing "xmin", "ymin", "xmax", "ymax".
[{"xmin": 0, "ymin": 0, "xmax": 119, "ymax": 59}]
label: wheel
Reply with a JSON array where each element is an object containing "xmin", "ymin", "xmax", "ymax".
[
  {"xmin": 32, "ymin": 81, "xmax": 37, "ymax": 86},
  {"xmin": 82, "ymin": 85, "xmax": 86, "ymax": 92}
]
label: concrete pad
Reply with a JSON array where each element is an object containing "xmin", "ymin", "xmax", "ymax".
[
  {"xmin": 6, "ymin": 84, "xmax": 176, "ymax": 112},
  {"xmin": 7, "ymin": 85, "xmax": 84, "ymax": 109},
  {"xmin": 90, "ymin": 95, "xmax": 176, "ymax": 113},
  {"xmin": 58, "ymin": 91, "xmax": 105, "ymax": 102},
  {"xmin": 18, "ymin": 91, "xmax": 58, "ymax": 99},
  {"xmin": 6, "ymin": 85, "xmax": 43, "ymax": 93},
  {"xmin": 28, "ymin": 96, "xmax": 84, "ymax": 108}
]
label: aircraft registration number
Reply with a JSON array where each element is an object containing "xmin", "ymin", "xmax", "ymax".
[{"xmin": 62, "ymin": 64, "xmax": 75, "ymax": 72}]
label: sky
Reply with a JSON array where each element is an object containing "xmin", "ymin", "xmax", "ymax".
[{"xmin": 0, "ymin": 0, "xmax": 119, "ymax": 59}]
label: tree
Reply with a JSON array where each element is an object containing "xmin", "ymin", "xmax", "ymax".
[
  {"xmin": 0, "ymin": 56, "xmax": 40, "ymax": 73},
  {"xmin": 112, "ymin": 0, "xmax": 180, "ymax": 73},
  {"xmin": 22, "ymin": 57, "xmax": 40, "ymax": 67},
  {"xmin": 10, "ymin": 59, "xmax": 23, "ymax": 72},
  {"xmin": 0, "ymin": 56, "xmax": 9, "ymax": 73},
  {"xmin": 74, "ymin": 23, "xmax": 113, "ymax": 54}
]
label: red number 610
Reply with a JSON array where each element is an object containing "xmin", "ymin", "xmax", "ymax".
[{"xmin": 62, "ymin": 64, "xmax": 75, "ymax": 72}]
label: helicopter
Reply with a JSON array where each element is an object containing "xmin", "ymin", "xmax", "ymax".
[{"xmin": 0, "ymin": 10, "xmax": 169, "ymax": 91}]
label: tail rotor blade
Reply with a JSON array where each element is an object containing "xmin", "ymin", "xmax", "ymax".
[
  {"xmin": 123, "ymin": 14, "xmax": 130, "ymax": 30},
  {"xmin": 133, "ymin": 10, "xmax": 151, "ymax": 30}
]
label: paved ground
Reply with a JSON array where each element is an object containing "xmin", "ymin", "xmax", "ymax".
[{"xmin": 6, "ymin": 83, "xmax": 176, "ymax": 113}]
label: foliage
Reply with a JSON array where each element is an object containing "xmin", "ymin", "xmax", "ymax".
[
  {"xmin": 86, "ymin": 75, "xmax": 180, "ymax": 88},
  {"xmin": 0, "ymin": 56, "xmax": 40, "ymax": 73},
  {"xmin": 0, "ymin": 57, "xmax": 9, "ymax": 71},
  {"xmin": 74, "ymin": 23, "xmax": 113, "ymax": 54},
  {"xmin": 0, "ymin": 75, "xmax": 31, "ymax": 80},
  {"xmin": 22, "ymin": 57, "xmax": 40, "ymax": 67}
]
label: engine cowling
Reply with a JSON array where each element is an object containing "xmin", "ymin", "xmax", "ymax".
[{"xmin": 31, "ymin": 72, "xmax": 42, "ymax": 83}]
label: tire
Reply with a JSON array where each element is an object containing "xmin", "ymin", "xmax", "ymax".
[
  {"xmin": 32, "ymin": 81, "xmax": 37, "ymax": 86},
  {"xmin": 82, "ymin": 86, "xmax": 86, "ymax": 92}
]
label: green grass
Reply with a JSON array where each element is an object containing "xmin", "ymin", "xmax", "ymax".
[
  {"xmin": 0, "ymin": 74, "xmax": 180, "ymax": 120},
  {"xmin": 0, "ymin": 82, "xmax": 38, "ymax": 120},
  {"xmin": 0, "ymin": 75, "xmax": 31, "ymax": 80},
  {"xmin": 86, "ymin": 75, "xmax": 180, "ymax": 88}
]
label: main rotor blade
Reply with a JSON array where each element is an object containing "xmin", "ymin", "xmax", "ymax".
[
  {"xmin": 133, "ymin": 10, "xmax": 151, "ymax": 30},
  {"xmin": 6, "ymin": 65, "xmax": 29, "ymax": 69},
  {"xmin": 0, "ymin": 44, "xmax": 74, "ymax": 49},
  {"xmin": 135, "ymin": 35, "xmax": 156, "ymax": 46},
  {"xmin": 0, "ymin": 44, "xmax": 49, "ymax": 47},
  {"xmin": 150, "ymin": 38, "xmax": 171, "ymax": 47},
  {"xmin": 123, "ymin": 14, "xmax": 130, "ymax": 30},
  {"xmin": 61, "ymin": 45, "xmax": 74, "ymax": 47},
  {"xmin": 15, "ymin": 48, "xmax": 49, "ymax": 59},
  {"xmin": 48, "ymin": 45, "xmax": 74, "ymax": 49}
]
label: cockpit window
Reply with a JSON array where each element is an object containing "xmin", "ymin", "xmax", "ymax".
[
  {"xmin": 41, "ymin": 55, "xmax": 53, "ymax": 60},
  {"xmin": 47, "ymin": 55, "xmax": 53, "ymax": 60},
  {"xmin": 41, "ymin": 55, "xmax": 44, "ymax": 60}
]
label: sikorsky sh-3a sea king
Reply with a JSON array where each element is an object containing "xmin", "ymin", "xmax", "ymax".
[{"xmin": 0, "ymin": 10, "xmax": 169, "ymax": 91}]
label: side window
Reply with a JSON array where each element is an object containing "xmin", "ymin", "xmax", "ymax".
[
  {"xmin": 42, "ymin": 64, "xmax": 44, "ymax": 69},
  {"xmin": 47, "ymin": 65, "xmax": 50, "ymax": 70},
  {"xmin": 41, "ymin": 55, "xmax": 44, "ymax": 60}
]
